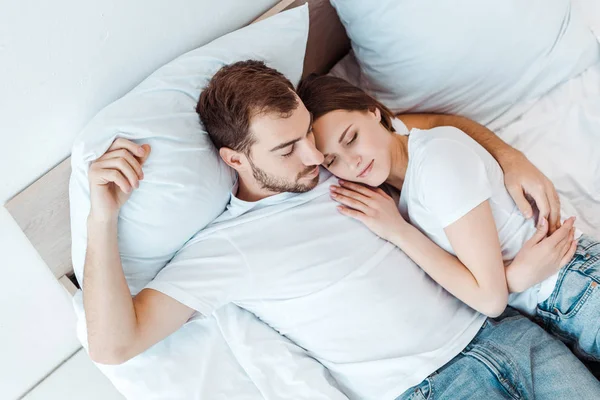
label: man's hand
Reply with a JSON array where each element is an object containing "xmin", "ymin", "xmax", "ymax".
[
  {"xmin": 500, "ymin": 150, "xmax": 561, "ymax": 233},
  {"xmin": 88, "ymin": 139, "xmax": 151, "ymax": 221},
  {"xmin": 397, "ymin": 113, "xmax": 562, "ymax": 234}
]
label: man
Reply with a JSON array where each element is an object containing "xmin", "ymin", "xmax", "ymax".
[{"xmin": 83, "ymin": 60, "xmax": 599, "ymax": 399}]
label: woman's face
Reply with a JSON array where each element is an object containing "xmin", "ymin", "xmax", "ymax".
[{"xmin": 312, "ymin": 108, "xmax": 393, "ymax": 187}]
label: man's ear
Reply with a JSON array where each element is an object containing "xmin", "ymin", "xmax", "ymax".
[{"xmin": 219, "ymin": 147, "xmax": 246, "ymax": 171}]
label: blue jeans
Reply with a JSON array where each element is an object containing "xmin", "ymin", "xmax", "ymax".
[
  {"xmin": 536, "ymin": 235, "xmax": 600, "ymax": 363},
  {"xmin": 396, "ymin": 308, "xmax": 600, "ymax": 400}
]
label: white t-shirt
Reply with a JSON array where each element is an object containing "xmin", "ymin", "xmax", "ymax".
[
  {"xmin": 394, "ymin": 118, "xmax": 562, "ymax": 316},
  {"xmin": 146, "ymin": 171, "xmax": 486, "ymax": 400}
]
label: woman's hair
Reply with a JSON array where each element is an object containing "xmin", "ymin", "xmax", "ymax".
[{"xmin": 297, "ymin": 74, "xmax": 395, "ymax": 132}]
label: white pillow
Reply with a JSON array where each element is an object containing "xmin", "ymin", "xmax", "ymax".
[
  {"xmin": 329, "ymin": 0, "xmax": 600, "ymax": 127},
  {"xmin": 69, "ymin": 5, "xmax": 309, "ymax": 294},
  {"xmin": 69, "ymin": 5, "xmax": 347, "ymax": 400}
]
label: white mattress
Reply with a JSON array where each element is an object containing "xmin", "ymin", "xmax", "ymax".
[{"xmin": 73, "ymin": 51, "xmax": 600, "ymax": 400}]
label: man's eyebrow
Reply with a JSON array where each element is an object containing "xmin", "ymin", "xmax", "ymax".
[
  {"xmin": 270, "ymin": 138, "xmax": 301, "ymax": 152},
  {"xmin": 338, "ymin": 124, "xmax": 353, "ymax": 144},
  {"xmin": 269, "ymin": 113, "xmax": 314, "ymax": 152}
]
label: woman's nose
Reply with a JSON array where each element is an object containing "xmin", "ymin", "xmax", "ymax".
[{"xmin": 349, "ymin": 155, "xmax": 362, "ymax": 171}]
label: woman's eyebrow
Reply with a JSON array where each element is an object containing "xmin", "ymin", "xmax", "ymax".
[{"xmin": 338, "ymin": 124, "xmax": 353, "ymax": 144}]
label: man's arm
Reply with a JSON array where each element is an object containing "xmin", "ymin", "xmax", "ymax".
[
  {"xmin": 84, "ymin": 216, "xmax": 194, "ymax": 364},
  {"xmin": 396, "ymin": 113, "xmax": 562, "ymax": 233},
  {"xmin": 83, "ymin": 139, "xmax": 194, "ymax": 365}
]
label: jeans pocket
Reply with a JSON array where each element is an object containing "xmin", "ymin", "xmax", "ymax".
[
  {"xmin": 552, "ymin": 279, "xmax": 598, "ymax": 319},
  {"xmin": 416, "ymin": 378, "xmax": 432, "ymax": 400},
  {"xmin": 400, "ymin": 379, "xmax": 431, "ymax": 400}
]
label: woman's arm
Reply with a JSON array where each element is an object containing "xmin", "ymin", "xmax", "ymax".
[
  {"xmin": 331, "ymin": 181, "xmax": 508, "ymax": 317},
  {"xmin": 390, "ymin": 201, "xmax": 508, "ymax": 317},
  {"xmin": 396, "ymin": 113, "xmax": 561, "ymax": 233}
]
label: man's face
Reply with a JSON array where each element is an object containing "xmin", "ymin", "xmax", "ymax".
[{"xmin": 246, "ymin": 99, "xmax": 325, "ymax": 193}]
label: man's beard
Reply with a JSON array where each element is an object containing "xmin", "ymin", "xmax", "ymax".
[{"xmin": 248, "ymin": 157, "xmax": 319, "ymax": 194}]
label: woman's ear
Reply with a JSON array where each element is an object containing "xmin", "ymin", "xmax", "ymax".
[
  {"xmin": 369, "ymin": 107, "xmax": 382, "ymax": 121},
  {"xmin": 219, "ymin": 147, "xmax": 246, "ymax": 171}
]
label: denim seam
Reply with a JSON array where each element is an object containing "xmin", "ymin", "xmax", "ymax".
[
  {"xmin": 464, "ymin": 341, "xmax": 522, "ymax": 400},
  {"xmin": 553, "ymin": 278, "xmax": 597, "ymax": 319}
]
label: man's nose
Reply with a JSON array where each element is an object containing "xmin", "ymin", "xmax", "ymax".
[{"xmin": 300, "ymin": 140, "xmax": 324, "ymax": 166}]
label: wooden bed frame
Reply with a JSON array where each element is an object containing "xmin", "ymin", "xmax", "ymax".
[{"xmin": 4, "ymin": 0, "xmax": 350, "ymax": 295}]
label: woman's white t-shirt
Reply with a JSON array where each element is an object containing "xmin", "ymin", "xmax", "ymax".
[{"xmin": 393, "ymin": 118, "xmax": 562, "ymax": 316}]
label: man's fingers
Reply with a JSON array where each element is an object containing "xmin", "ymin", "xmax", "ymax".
[
  {"xmin": 98, "ymin": 169, "xmax": 132, "ymax": 194},
  {"xmin": 528, "ymin": 217, "xmax": 548, "ymax": 245},
  {"xmin": 94, "ymin": 159, "xmax": 140, "ymax": 190},
  {"xmin": 547, "ymin": 186, "xmax": 562, "ymax": 234},
  {"xmin": 107, "ymin": 138, "xmax": 147, "ymax": 158},
  {"xmin": 547, "ymin": 217, "xmax": 575, "ymax": 247},
  {"xmin": 507, "ymin": 185, "xmax": 533, "ymax": 219},
  {"xmin": 98, "ymin": 149, "xmax": 144, "ymax": 179},
  {"xmin": 139, "ymin": 144, "xmax": 151, "ymax": 165},
  {"xmin": 531, "ymin": 191, "xmax": 551, "ymax": 228}
]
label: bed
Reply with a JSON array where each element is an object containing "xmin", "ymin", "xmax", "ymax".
[{"xmin": 5, "ymin": 0, "xmax": 600, "ymax": 398}]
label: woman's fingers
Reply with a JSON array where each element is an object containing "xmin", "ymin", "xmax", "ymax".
[
  {"xmin": 94, "ymin": 158, "xmax": 140, "ymax": 190},
  {"xmin": 98, "ymin": 149, "xmax": 144, "ymax": 179},
  {"xmin": 559, "ymin": 240, "xmax": 578, "ymax": 268},
  {"xmin": 331, "ymin": 185, "xmax": 372, "ymax": 208},
  {"xmin": 337, "ymin": 205, "xmax": 367, "ymax": 223},
  {"xmin": 330, "ymin": 190, "xmax": 370, "ymax": 214},
  {"xmin": 338, "ymin": 180, "xmax": 377, "ymax": 198},
  {"xmin": 556, "ymin": 227, "xmax": 574, "ymax": 260}
]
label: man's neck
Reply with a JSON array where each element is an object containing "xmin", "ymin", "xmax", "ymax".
[{"xmin": 235, "ymin": 176, "xmax": 281, "ymax": 203}]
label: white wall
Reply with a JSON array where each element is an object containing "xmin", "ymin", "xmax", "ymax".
[
  {"xmin": 0, "ymin": 0, "xmax": 279, "ymax": 204},
  {"xmin": 0, "ymin": 1, "xmax": 279, "ymax": 398}
]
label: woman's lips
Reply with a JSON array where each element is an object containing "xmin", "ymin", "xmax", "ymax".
[{"xmin": 357, "ymin": 159, "xmax": 374, "ymax": 178}]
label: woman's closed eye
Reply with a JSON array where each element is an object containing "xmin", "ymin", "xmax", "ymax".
[
  {"xmin": 347, "ymin": 132, "xmax": 358, "ymax": 145},
  {"xmin": 325, "ymin": 156, "xmax": 336, "ymax": 168}
]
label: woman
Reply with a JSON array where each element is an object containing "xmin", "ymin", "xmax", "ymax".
[{"xmin": 298, "ymin": 75, "xmax": 600, "ymax": 362}]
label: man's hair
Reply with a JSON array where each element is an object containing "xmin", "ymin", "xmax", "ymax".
[
  {"xmin": 297, "ymin": 74, "xmax": 395, "ymax": 132},
  {"xmin": 197, "ymin": 60, "xmax": 298, "ymax": 154}
]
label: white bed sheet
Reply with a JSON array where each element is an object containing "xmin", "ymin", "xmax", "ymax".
[
  {"xmin": 72, "ymin": 292, "xmax": 347, "ymax": 400},
  {"xmin": 496, "ymin": 60, "xmax": 600, "ymax": 239}
]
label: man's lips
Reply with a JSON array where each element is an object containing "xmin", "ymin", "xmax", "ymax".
[
  {"xmin": 357, "ymin": 159, "xmax": 374, "ymax": 178},
  {"xmin": 303, "ymin": 166, "xmax": 319, "ymax": 178}
]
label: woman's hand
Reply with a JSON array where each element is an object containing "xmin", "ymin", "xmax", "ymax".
[
  {"xmin": 330, "ymin": 180, "xmax": 407, "ymax": 241},
  {"xmin": 506, "ymin": 216, "xmax": 577, "ymax": 293}
]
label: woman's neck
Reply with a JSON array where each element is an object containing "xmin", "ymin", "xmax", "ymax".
[{"xmin": 385, "ymin": 133, "xmax": 409, "ymax": 191}]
